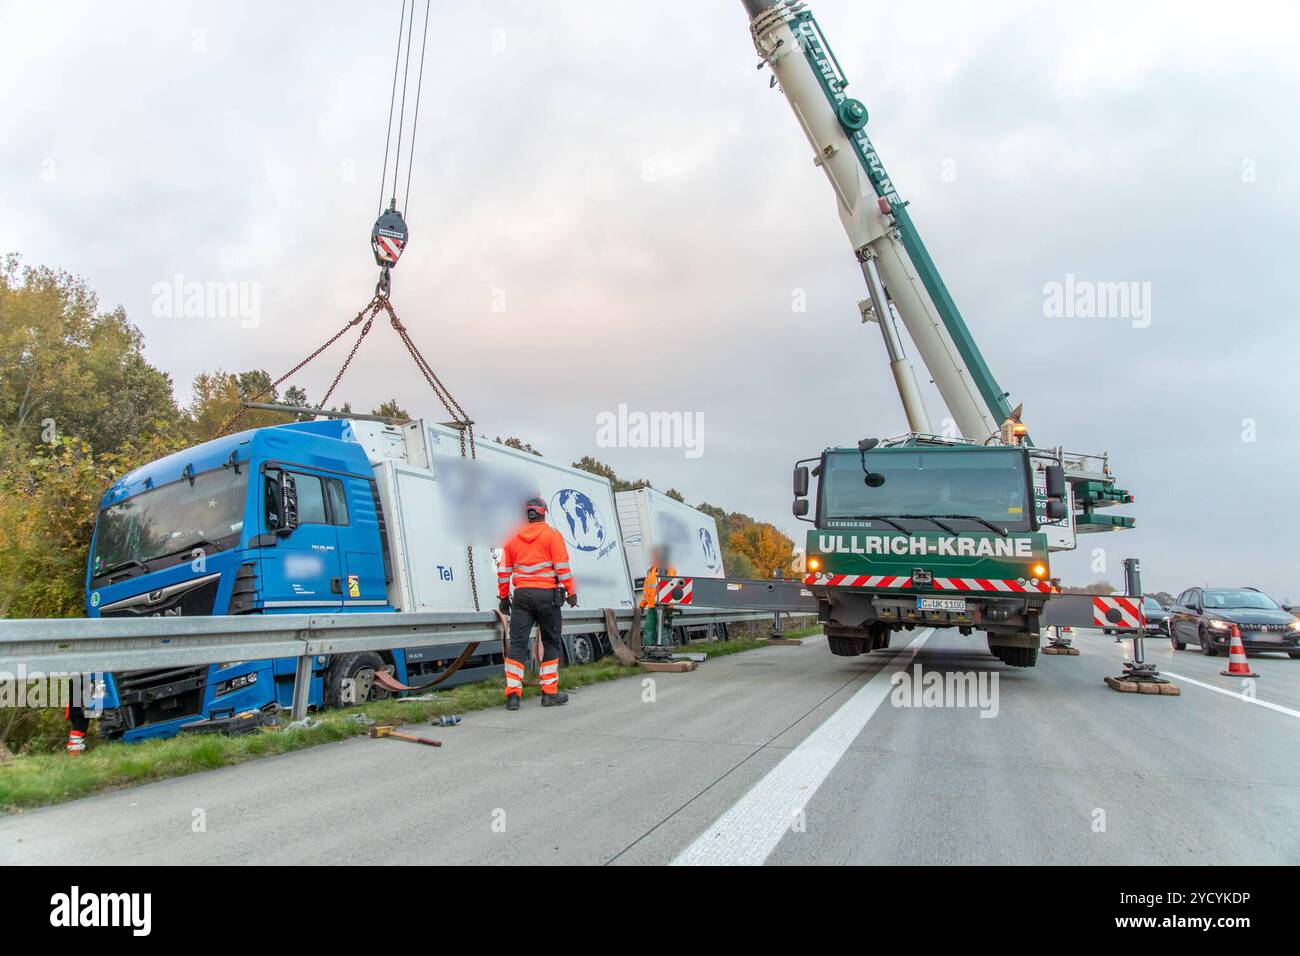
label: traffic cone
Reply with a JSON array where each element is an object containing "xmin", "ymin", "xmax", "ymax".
[{"xmin": 1220, "ymin": 625, "xmax": 1259, "ymax": 678}]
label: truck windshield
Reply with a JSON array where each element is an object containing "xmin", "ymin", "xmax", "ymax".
[
  {"xmin": 91, "ymin": 467, "xmax": 248, "ymax": 578},
  {"xmin": 820, "ymin": 448, "xmax": 1031, "ymax": 528}
]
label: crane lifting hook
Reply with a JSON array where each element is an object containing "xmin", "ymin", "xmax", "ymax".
[{"xmin": 371, "ymin": 200, "xmax": 409, "ymax": 298}]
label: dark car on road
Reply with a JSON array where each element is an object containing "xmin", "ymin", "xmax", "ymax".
[
  {"xmin": 1141, "ymin": 596, "xmax": 1169, "ymax": 637},
  {"xmin": 1166, "ymin": 587, "xmax": 1300, "ymax": 657}
]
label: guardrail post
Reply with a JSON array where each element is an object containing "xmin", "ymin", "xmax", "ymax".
[{"xmin": 290, "ymin": 652, "xmax": 313, "ymax": 721}]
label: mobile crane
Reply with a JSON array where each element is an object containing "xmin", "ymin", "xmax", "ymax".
[{"xmin": 738, "ymin": 0, "xmax": 1135, "ymax": 664}]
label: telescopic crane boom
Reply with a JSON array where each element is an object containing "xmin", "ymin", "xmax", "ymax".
[{"xmin": 740, "ymin": 0, "xmax": 1009, "ymax": 442}]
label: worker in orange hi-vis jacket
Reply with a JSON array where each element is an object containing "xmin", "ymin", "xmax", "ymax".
[
  {"xmin": 497, "ymin": 496, "xmax": 578, "ymax": 711},
  {"xmin": 640, "ymin": 546, "xmax": 677, "ymax": 649}
]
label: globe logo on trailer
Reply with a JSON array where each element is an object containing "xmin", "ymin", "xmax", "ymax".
[
  {"xmin": 551, "ymin": 489, "xmax": 607, "ymax": 553},
  {"xmin": 699, "ymin": 528, "xmax": 720, "ymax": 571}
]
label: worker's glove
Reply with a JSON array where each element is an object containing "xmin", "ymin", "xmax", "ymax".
[
  {"xmin": 565, "ymin": 593, "xmax": 578, "ymax": 608},
  {"xmin": 498, "ymin": 597, "xmax": 511, "ymax": 615}
]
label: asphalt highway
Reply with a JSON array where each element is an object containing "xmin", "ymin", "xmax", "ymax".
[{"xmin": 4, "ymin": 628, "xmax": 1297, "ymax": 865}]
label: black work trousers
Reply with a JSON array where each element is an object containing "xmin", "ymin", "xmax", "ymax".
[{"xmin": 507, "ymin": 587, "xmax": 564, "ymax": 663}]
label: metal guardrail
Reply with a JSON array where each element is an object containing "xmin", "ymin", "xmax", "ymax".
[{"xmin": 0, "ymin": 607, "xmax": 806, "ymax": 720}]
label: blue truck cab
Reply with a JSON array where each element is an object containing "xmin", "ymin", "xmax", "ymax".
[{"xmin": 85, "ymin": 419, "xmax": 466, "ymax": 740}]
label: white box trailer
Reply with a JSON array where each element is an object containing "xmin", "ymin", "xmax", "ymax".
[
  {"xmin": 615, "ymin": 487, "xmax": 725, "ymax": 580},
  {"xmin": 352, "ymin": 420, "xmax": 636, "ymax": 612}
]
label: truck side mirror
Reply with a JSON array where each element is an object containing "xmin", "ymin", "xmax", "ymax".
[
  {"xmin": 1045, "ymin": 500, "xmax": 1067, "ymax": 521},
  {"xmin": 279, "ymin": 473, "xmax": 299, "ymax": 535},
  {"xmin": 793, "ymin": 466, "xmax": 809, "ymax": 497},
  {"xmin": 793, "ymin": 498, "xmax": 809, "ymax": 517},
  {"xmin": 1045, "ymin": 464, "xmax": 1066, "ymax": 499}
]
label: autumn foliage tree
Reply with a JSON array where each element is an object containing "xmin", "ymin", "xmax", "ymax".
[{"xmin": 728, "ymin": 523, "xmax": 797, "ymax": 579}]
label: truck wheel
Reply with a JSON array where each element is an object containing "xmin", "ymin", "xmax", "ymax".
[
  {"xmin": 569, "ymin": 634, "xmax": 595, "ymax": 666},
  {"xmin": 869, "ymin": 623, "xmax": 891, "ymax": 651},
  {"xmin": 326, "ymin": 652, "xmax": 390, "ymax": 709},
  {"xmin": 827, "ymin": 635, "xmax": 867, "ymax": 657},
  {"xmin": 999, "ymin": 645, "xmax": 1038, "ymax": 667}
]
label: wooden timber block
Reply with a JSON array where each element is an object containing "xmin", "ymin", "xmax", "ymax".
[
  {"xmin": 1042, "ymin": 646, "xmax": 1079, "ymax": 656},
  {"xmin": 640, "ymin": 660, "xmax": 697, "ymax": 673},
  {"xmin": 766, "ymin": 638, "xmax": 803, "ymax": 646},
  {"xmin": 1104, "ymin": 675, "xmax": 1180, "ymax": 695}
]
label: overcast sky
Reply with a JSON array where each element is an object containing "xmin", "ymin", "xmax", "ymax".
[{"xmin": 3, "ymin": 0, "xmax": 1298, "ymax": 598}]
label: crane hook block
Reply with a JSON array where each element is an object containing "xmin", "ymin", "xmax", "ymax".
[{"xmin": 371, "ymin": 205, "xmax": 409, "ymax": 269}]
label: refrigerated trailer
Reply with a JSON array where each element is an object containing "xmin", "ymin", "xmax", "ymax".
[{"xmin": 615, "ymin": 487, "xmax": 725, "ymax": 581}]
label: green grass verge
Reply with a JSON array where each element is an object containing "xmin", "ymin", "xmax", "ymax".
[{"xmin": 0, "ymin": 626, "xmax": 818, "ymax": 813}]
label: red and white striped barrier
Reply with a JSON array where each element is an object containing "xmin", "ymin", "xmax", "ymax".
[
  {"xmin": 803, "ymin": 573, "xmax": 1053, "ymax": 593},
  {"xmin": 1092, "ymin": 595, "xmax": 1144, "ymax": 629},
  {"xmin": 656, "ymin": 577, "xmax": 693, "ymax": 606}
]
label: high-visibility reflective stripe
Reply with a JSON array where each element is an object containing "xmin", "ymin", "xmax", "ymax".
[
  {"xmin": 515, "ymin": 565, "xmax": 554, "ymax": 575},
  {"xmin": 504, "ymin": 657, "xmax": 525, "ymax": 697},
  {"xmin": 557, "ymin": 572, "xmax": 573, "ymax": 580},
  {"xmin": 497, "ymin": 566, "xmax": 514, "ymax": 572},
  {"xmin": 512, "ymin": 574, "xmax": 559, "ymax": 585},
  {"xmin": 539, "ymin": 661, "xmax": 559, "ymax": 675},
  {"xmin": 555, "ymin": 562, "xmax": 570, "ymax": 570}
]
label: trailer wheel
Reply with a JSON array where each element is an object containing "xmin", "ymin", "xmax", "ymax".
[
  {"xmin": 326, "ymin": 652, "xmax": 390, "ymax": 708},
  {"xmin": 827, "ymin": 635, "xmax": 868, "ymax": 657},
  {"xmin": 569, "ymin": 634, "xmax": 595, "ymax": 666}
]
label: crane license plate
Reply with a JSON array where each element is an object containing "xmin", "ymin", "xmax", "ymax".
[{"xmin": 917, "ymin": 597, "xmax": 966, "ymax": 612}]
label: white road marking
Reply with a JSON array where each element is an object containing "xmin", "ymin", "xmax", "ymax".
[
  {"xmin": 671, "ymin": 628, "xmax": 934, "ymax": 866},
  {"xmin": 1163, "ymin": 671, "xmax": 1300, "ymax": 720}
]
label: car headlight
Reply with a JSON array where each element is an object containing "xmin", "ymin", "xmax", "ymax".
[
  {"xmin": 1209, "ymin": 619, "xmax": 1230, "ymax": 631},
  {"xmin": 1289, "ymin": 620, "xmax": 1300, "ymax": 632}
]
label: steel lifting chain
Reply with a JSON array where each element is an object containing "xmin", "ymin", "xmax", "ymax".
[{"xmin": 219, "ymin": 301, "xmax": 378, "ymax": 436}]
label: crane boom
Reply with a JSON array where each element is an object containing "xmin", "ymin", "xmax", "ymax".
[{"xmin": 741, "ymin": 0, "xmax": 1011, "ymax": 441}]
